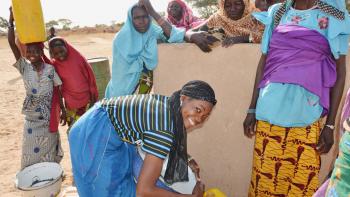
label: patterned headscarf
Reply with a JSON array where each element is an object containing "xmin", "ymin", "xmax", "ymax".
[
  {"xmin": 207, "ymin": 0, "xmax": 264, "ymax": 42},
  {"xmin": 167, "ymin": 0, "xmax": 204, "ymax": 30},
  {"xmin": 164, "ymin": 80, "xmax": 217, "ymax": 184}
]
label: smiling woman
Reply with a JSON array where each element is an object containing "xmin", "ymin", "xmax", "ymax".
[{"xmin": 68, "ymin": 80, "xmax": 217, "ymax": 197}]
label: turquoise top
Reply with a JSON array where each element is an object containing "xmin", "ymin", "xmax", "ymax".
[
  {"xmin": 256, "ymin": 83, "xmax": 323, "ymax": 127},
  {"xmin": 253, "ymin": 1, "xmax": 350, "ymax": 127}
]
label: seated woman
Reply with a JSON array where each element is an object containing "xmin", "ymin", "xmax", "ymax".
[
  {"xmin": 69, "ymin": 80, "xmax": 217, "ymax": 196},
  {"xmin": 105, "ymin": 0, "xmax": 217, "ymax": 98},
  {"xmin": 167, "ymin": 0, "xmax": 204, "ymax": 31},
  {"xmin": 193, "ymin": 0, "xmax": 264, "ymax": 47}
]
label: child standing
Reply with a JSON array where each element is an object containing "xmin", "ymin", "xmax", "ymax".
[
  {"xmin": 8, "ymin": 9, "xmax": 66, "ymax": 168},
  {"xmin": 48, "ymin": 37, "xmax": 98, "ymax": 129}
]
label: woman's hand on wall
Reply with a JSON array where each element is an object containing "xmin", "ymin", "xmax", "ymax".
[
  {"xmin": 187, "ymin": 32, "xmax": 219, "ymax": 53},
  {"xmin": 222, "ymin": 36, "xmax": 249, "ymax": 48}
]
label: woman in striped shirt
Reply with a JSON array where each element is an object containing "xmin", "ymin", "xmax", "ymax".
[{"xmin": 69, "ymin": 80, "xmax": 217, "ymax": 197}]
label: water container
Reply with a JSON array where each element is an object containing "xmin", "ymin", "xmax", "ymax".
[
  {"xmin": 15, "ymin": 162, "xmax": 64, "ymax": 197},
  {"xmin": 88, "ymin": 57, "xmax": 111, "ymax": 99},
  {"xmin": 12, "ymin": 0, "xmax": 46, "ymax": 43},
  {"xmin": 204, "ymin": 188, "xmax": 227, "ymax": 197}
]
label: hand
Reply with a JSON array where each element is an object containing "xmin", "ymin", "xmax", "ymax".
[
  {"xmin": 316, "ymin": 126, "xmax": 334, "ymax": 154},
  {"xmin": 192, "ymin": 181, "xmax": 205, "ymax": 197},
  {"xmin": 9, "ymin": 7, "xmax": 14, "ymax": 24},
  {"xmin": 222, "ymin": 37, "xmax": 235, "ymax": 48},
  {"xmin": 222, "ymin": 36, "xmax": 245, "ymax": 48},
  {"xmin": 188, "ymin": 158, "xmax": 201, "ymax": 181},
  {"xmin": 243, "ymin": 113, "xmax": 256, "ymax": 138},
  {"xmin": 190, "ymin": 32, "xmax": 219, "ymax": 53},
  {"xmin": 138, "ymin": 0, "xmax": 154, "ymax": 14},
  {"xmin": 60, "ymin": 109, "xmax": 67, "ymax": 126}
]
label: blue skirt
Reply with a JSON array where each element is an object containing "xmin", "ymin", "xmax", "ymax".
[
  {"xmin": 69, "ymin": 103, "xmax": 172, "ymax": 197},
  {"xmin": 69, "ymin": 103, "xmax": 136, "ymax": 197}
]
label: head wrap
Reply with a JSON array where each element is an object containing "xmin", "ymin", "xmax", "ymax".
[
  {"xmin": 48, "ymin": 37, "xmax": 98, "ymax": 110},
  {"xmin": 164, "ymin": 80, "xmax": 217, "ymax": 184},
  {"xmin": 166, "ymin": 0, "xmax": 204, "ymax": 30},
  {"xmin": 207, "ymin": 0, "xmax": 264, "ymax": 42},
  {"xmin": 105, "ymin": 5, "xmax": 160, "ymax": 98}
]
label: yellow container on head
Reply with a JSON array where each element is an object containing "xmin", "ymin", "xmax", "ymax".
[
  {"xmin": 12, "ymin": 0, "xmax": 46, "ymax": 43},
  {"xmin": 204, "ymin": 188, "xmax": 228, "ymax": 197}
]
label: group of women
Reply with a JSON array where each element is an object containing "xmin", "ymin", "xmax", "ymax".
[{"xmin": 7, "ymin": 0, "xmax": 350, "ymax": 196}]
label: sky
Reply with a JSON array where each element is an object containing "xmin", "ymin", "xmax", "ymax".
[{"xmin": 0, "ymin": 0, "xmax": 169, "ymax": 27}]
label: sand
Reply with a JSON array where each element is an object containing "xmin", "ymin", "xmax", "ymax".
[{"xmin": 0, "ymin": 33, "xmax": 114, "ymax": 196}]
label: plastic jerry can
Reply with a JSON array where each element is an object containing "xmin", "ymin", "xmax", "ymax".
[{"xmin": 12, "ymin": 0, "xmax": 46, "ymax": 43}]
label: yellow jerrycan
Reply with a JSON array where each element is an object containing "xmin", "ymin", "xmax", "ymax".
[
  {"xmin": 204, "ymin": 188, "xmax": 228, "ymax": 197},
  {"xmin": 12, "ymin": 0, "xmax": 46, "ymax": 43}
]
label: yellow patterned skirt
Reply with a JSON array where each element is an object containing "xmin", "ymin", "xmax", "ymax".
[{"xmin": 249, "ymin": 120, "xmax": 321, "ymax": 197}]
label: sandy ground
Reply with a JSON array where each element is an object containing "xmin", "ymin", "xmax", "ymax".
[{"xmin": 0, "ymin": 33, "xmax": 115, "ymax": 196}]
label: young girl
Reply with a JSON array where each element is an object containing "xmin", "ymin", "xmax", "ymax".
[
  {"xmin": 8, "ymin": 9, "xmax": 65, "ymax": 169},
  {"xmin": 48, "ymin": 37, "xmax": 98, "ymax": 129}
]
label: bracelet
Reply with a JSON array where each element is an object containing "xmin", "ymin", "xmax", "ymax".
[
  {"xmin": 247, "ymin": 108, "xmax": 256, "ymax": 114},
  {"xmin": 325, "ymin": 124, "xmax": 335, "ymax": 130},
  {"xmin": 249, "ymin": 33, "xmax": 253, "ymax": 43}
]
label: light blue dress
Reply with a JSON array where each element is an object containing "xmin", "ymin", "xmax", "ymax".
[
  {"xmin": 253, "ymin": 1, "xmax": 350, "ymax": 127},
  {"xmin": 105, "ymin": 6, "xmax": 185, "ymax": 98}
]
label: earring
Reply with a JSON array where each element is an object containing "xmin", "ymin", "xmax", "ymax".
[{"xmin": 180, "ymin": 100, "xmax": 183, "ymax": 106}]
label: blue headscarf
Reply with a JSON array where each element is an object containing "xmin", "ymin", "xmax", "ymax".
[{"xmin": 105, "ymin": 5, "xmax": 161, "ymax": 98}]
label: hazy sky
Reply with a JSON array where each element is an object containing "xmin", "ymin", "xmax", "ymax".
[{"xmin": 0, "ymin": 0, "xmax": 169, "ymax": 26}]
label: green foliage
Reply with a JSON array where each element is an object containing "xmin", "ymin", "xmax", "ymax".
[
  {"xmin": 57, "ymin": 18, "xmax": 72, "ymax": 30},
  {"xmin": 0, "ymin": 16, "xmax": 9, "ymax": 29},
  {"xmin": 185, "ymin": 0, "xmax": 218, "ymax": 19},
  {"xmin": 45, "ymin": 20, "xmax": 58, "ymax": 29}
]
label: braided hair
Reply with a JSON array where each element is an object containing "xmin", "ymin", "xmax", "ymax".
[
  {"xmin": 273, "ymin": 0, "xmax": 345, "ymax": 28},
  {"xmin": 164, "ymin": 80, "xmax": 217, "ymax": 184}
]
